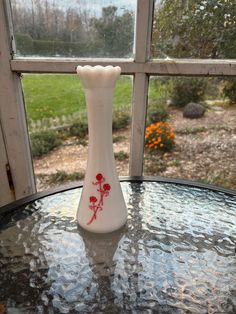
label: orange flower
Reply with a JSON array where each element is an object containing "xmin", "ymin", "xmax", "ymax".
[{"xmin": 145, "ymin": 121, "xmax": 175, "ymax": 152}]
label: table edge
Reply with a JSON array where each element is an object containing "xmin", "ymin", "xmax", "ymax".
[{"xmin": 1, "ymin": 176, "xmax": 236, "ymax": 215}]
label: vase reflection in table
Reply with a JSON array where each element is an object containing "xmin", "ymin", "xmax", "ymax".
[{"xmin": 76, "ymin": 65, "xmax": 127, "ymax": 233}]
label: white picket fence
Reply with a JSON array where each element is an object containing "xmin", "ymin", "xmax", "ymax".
[
  {"xmin": 28, "ymin": 111, "xmax": 86, "ymax": 133},
  {"xmin": 28, "ymin": 105, "xmax": 130, "ymax": 133}
]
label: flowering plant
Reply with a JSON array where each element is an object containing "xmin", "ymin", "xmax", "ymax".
[{"xmin": 145, "ymin": 121, "xmax": 175, "ymax": 152}]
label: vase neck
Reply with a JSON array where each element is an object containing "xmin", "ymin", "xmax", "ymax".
[
  {"xmin": 85, "ymin": 87, "xmax": 114, "ymax": 153},
  {"xmin": 84, "ymin": 87, "xmax": 114, "ymax": 108}
]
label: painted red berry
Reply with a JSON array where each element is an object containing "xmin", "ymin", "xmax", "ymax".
[
  {"xmin": 103, "ymin": 183, "xmax": 111, "ymax": 191},
  {"xmin": 90, "ymin": 196, "xmax": 97, "ymax": 203},
  {"xmin": 96, "ymin": 173, "xmax": 103, "ymax": 181}
]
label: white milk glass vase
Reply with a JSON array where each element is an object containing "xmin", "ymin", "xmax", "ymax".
[{"xmin": 76, "ymin": 65, "xmax": 127, "ymax": 233}]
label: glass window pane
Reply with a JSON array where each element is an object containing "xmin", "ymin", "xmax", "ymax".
[
  {"xmin": 11, "ymin": 0, "xmax": 136, "ymax": 58},
  {"xmin": 152, "ymin": 0, "xmax": 236, "ymax": 59},
  {"xmin": 22, "ymin": 74, "xmax": 132, "ymax": 191},
  {"xmin": 144, "ymin": 76, "xmax": 236, "ymax": 190}
]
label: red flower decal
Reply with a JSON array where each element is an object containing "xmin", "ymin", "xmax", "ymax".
[
  {"xmin": 103, "ymin": 183, "xmax": 111, "ymax": 191},
  {"xmin": 90, "ymin": 196, "xmax": 97, "ymax": 203},
  {"xmin": 96, "ymin": 173, "xmax": 103, "ymax": 181},
  {"xmin": 87, "ymin": 173, "xmax": 111, "ymax": 225}
]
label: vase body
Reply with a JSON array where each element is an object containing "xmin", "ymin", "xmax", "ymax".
[{"xmin": 76, "ymin": 65, "xmax": 127, "ymax": 233}]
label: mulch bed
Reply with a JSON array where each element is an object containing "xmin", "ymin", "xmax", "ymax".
[{"xmin": 35, "ymin": 106, "xmax": 236, "ymax": 191}]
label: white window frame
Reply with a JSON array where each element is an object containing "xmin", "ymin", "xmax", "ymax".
[
  {"xmin": 1, "ymin": 0, "xmax": 236, "ymax": 202},
  {"xmin": 0, "ymin": 0, "xmax": 36, "ymax": 205}
]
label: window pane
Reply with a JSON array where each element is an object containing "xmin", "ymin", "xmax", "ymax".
[
  {"xmin": 144, "ymin": 76, "xmax": 236, "ymax": 190},
  {"xmin": 11, "ymin": 0, "xmax": 136, "ymax": 58},
  {"xmin": 152, "ymin": 0, "xmax": 236, "ymax": 59},
  {"xmin": 22, "ymin": 74, "xmax": 132, "ymax": 191}
]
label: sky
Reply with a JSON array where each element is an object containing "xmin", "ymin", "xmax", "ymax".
[
  {"xmin": 14, "ymin": 0, "xmax": 137, "ymax": 16},
  {"xmin": 58, "ymin": 0, "xmax": 137, "ymax": 16}
]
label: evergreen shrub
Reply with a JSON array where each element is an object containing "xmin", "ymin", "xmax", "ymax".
[
  {"xmin": 30, "ymin": 130, "xmax": 61, "ymax": 157},
  {"xmin": 169, "ymin": 78, "xmax": 207, "ymax": 107}
]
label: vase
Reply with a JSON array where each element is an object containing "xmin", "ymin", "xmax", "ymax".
[{"xmin": 76, "ymin": 65, "xmax": 127, "ymax": 233}]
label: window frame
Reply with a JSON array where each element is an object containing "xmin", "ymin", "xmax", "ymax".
[
  {"xmin": 0, "ymin": 0, "xmax": 36, "ymax": 205},
  {"xmin": 1, "ymin": 0, "xmax": 236, "ymax": 201}
]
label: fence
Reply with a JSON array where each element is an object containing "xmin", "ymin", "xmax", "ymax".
[
  {"xmin": 28, "ymin": 105, "xmax": 131, "ymax": 133},
  {"xmin": 28, "ymin": 111, "xmax": 86, "ymax": 133}
]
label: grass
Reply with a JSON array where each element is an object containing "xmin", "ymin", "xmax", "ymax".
[
  {"xmin": 23, "ymin": 75, "xmax": 230, "ymax": 123},
  {"xmin": 23, "ymin": 74, "xmax": 85, "ymax": 120},
  {"xmin": 22, "ymin": 74, "xmax": 133, "ymax": 121}
]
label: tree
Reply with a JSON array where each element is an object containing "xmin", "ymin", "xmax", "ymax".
[
  {"xmin": 64, "ymin": 8, "xmax": 85, "ymax": 42},
  {"xmin": 152, "ymin": 0, "xmax": 236, "ymax": 59},
  {"xmin": 90, "ymin": 6, "xmax": 134, "ymax": 57},
  {"xmin": 11, "ymin": 2, "xmax": 134, "ymax": 58}
]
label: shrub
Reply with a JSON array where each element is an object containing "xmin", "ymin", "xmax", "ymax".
[
  {"xmin": 113, "ymin": 135, "xmax": 126, "ymax": 143},
  {"xmin": 169, "ymin": 78, "xmax": 207, "ymax": 107},
  {"xmin": 147, "ymin": 103, "xmax": 169, "ymax": 124},
  {"xmin": 112, "ymin": 108, "xmax": 130, "ymax": 131},
  {"xmin": 114, "ymin": 151, "xmax": 129, "ymax": 161},
  {"xmin": 69, "ymin": 120, "xmax": 88, "ymax": 138},
  {"xmin": 145, "ymin": 121, "xmax": 175, "ymax": 152},
  {"xmin": 221, "ymin": 78, "xmax": 236, "ymax": 104},
  {"xmin": 30, "ymin": 130, "xmax": 61, "ymax": 157},
  {"xmin": 47, "ymin": 170, "xmax": 84, "ymax": 183},
  {"xmin": 15, "ymin": 33, "xmax": 34, "ymax": 55},
  {"xmin": 32, "ymin": 39, "xmax": 87, "ymax": 57}
]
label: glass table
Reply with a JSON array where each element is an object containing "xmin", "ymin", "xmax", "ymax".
[{"xmin": 0, "ymin": 177, "xmax": 236, "ymax": 313}]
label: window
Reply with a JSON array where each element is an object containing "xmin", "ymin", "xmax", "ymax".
[
  {"xmin": 11, "ymin": 0, "xmax": 136, "ymax": 58},
  {"xmin": 1, "ymin": 0, "xmax": 236, "ymax": 203},
  {"xmin": 144, "ymin": 76, "xmax": 236, "ymax": 189},
  {"xmin": 152, "ymin": 0, "xmax": 236, "ymax": 59},
  {"xmin": 22, "ymin": 74, "xmax": 132, "ymax": 190}
]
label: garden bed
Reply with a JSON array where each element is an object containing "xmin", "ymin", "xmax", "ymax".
[{"xmin": 34, "ymin": 105, "xmax": 236, "ymax": 191}]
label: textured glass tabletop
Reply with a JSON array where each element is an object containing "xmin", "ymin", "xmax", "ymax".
[{"xmin": 0, "ymin": 181, "xmax": 236, "ymax": 313}]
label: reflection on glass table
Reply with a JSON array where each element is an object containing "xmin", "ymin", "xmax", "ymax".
[{"xmin": 0, "ymin": 178, "xmax": 236, "ymax": 313}]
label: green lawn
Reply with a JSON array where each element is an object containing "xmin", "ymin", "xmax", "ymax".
[{"xmin": 22, "ymin": 74, "xmax": 133, "ymax": 121}]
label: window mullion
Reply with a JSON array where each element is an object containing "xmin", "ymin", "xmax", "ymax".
[
  {"xmin": 129, "ymin": 0, "xmax": 154, "ymax": 176},
  {"xmin": 10, "ymin": 58, "xmax": 236, "ymax": 76},
  {"xmin": 129, "ymin": 73, "xmax": 149, "ymax": 176}
]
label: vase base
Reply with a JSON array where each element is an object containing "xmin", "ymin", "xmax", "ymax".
[{"xmin": 77, "ymin": 217, "xmax": 127, "ymax": 234}]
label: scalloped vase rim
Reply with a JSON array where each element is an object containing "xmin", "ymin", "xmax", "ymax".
[{"xmin": 76, "ymin": 65, "xmax": 121, "ymax": 89}]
